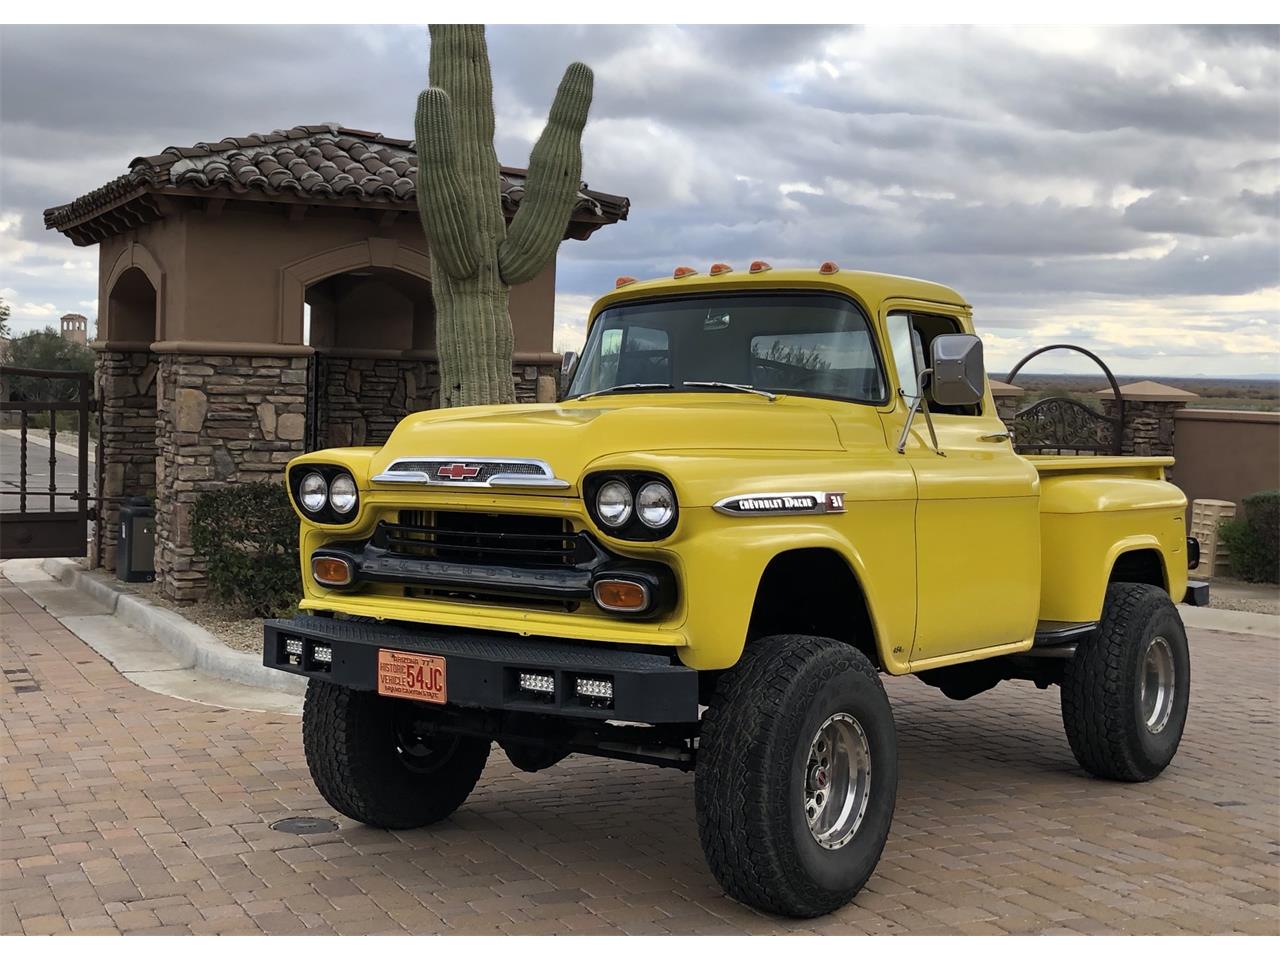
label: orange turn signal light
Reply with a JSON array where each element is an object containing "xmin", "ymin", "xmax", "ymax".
[
  {"xmin": 313, "ymin": 556, "xmax": 353, "ymax": 587},
  {"xmin": 819, "ymin": 261, "xmax": 840, "ymax": 275},
  {"xmin": 593, "ymin": 578, "xmax": 650, "ymax": 613},
  {"xmin": 673, "ymin": 265, "xmax": 698, "ymax": 279},
  {"xmin": 615, "ymin": 275, "xmax": 637, "ymax": 288},
  {"xmin": 749, "ymin": 260, "xmax": 772, "ymax": 274},
  {"xmin": 709, "ymin": 262, "xmax": 733, "ymax": 276}
]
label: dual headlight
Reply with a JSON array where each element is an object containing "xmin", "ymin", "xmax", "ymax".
[
  {"xmin": 586, "ymin": 472, "xmax": 678, "ymax": 540},
  {"xmin": 291, "ymin": 465, "xmax": 359, "ymax": 523}
]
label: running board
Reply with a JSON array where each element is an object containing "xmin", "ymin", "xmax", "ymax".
[{"xmin": 1034, "ymin": 620, "xmax": 1097, "ymax": 647}]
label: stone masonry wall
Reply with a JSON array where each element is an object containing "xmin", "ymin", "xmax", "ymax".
[
  {"xmin": 1099, "ymin": 398, "xmax": 1184, "ymax": 458},
  {"xmin": 95, "ymin": 349, "xmax": 157, "ymax": 572},
  {"xmin": 314, "ymin": 354, "xmax": 560, "ymax": 449},
  {"xmin": 154, "ymin": 353, "xmax": 308, "ymax": 601}
]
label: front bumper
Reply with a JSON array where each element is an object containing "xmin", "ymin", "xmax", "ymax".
[{"xmin": 263, "ymin": 615, "xmax": 699, "ymax": 723}]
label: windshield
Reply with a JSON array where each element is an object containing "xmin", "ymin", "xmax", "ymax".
[{"xmin": 566, "ymin": 292, "xmax": 887, "ymax": 404}]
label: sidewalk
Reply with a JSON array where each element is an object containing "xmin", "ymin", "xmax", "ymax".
[{"xmin": 0, "ymin": 558, "xmax": 300, "ymax": 714}]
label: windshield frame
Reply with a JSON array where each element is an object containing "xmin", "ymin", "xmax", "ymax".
[{"xmin": 565, "ymin": 290, "xmax": 890, "ymax": 407}]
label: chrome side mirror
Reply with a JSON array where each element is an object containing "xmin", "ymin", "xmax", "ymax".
[{"xmin": 929, "ymin": 334, "xmax": 984, "ymax": 407}]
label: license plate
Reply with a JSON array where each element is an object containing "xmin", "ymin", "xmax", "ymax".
[{"xmin": 377, "ymin": 649, "xmax": 447, "ymax": 704}]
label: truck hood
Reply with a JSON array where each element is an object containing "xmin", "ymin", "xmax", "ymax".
[{"xmin": 368, "ymin": 399, "xmax": 842, "ymax": 488}]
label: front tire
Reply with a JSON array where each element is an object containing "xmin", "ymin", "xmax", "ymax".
[
  {"xmin": 695, "ymin": 635, "xmax": 897, "ymax": 918},
  {"xmin": 1061, "ymin": 582, "xmax": 1190, "ymax": 782},
  {"xmin": 303, "ymin": 679, "xmax": 490, "ymax": 829}
]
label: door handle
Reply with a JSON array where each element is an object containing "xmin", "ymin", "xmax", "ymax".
[{"xmin": 979, "ymin": 432, "xmax": 1010, "ymax": 443}]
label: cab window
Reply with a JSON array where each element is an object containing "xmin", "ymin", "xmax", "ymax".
[{"xmin": 885, "ymin": 311, "xmax": 981, "ymax": 416}]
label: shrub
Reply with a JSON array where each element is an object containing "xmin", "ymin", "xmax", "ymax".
[
  {"xmin": 191, "ymin": 481, "xmax": 301, "ymax": 616},
  {"xmin": 1219, "ymin": 490, "xmax": 1280, "ymax": 584}
]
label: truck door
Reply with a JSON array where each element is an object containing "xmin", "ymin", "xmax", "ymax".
[{"xmin": 881, "ymin": 305, "xmax": 1041, "ymax": 666}]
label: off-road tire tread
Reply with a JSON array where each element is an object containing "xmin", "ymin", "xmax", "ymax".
[
  {"xmin": 695, "ymin": 634, "xmax": 891, "ymax": 918},
  {"xmin": 1060, "ymin": 582, "xmax": 1186, "ymax": 782},
  {"xmin": 303, "ymin": 679, "xmax": 489, "ymax": 829}
]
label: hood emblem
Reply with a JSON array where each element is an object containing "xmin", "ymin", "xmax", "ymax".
[
  {"xmin": 714, "ymin": 491, "xmax": 846, "ymax": 516},
  {"xmin": 436, "ymin": 463, "xmax": 482, "ymax": 481}
]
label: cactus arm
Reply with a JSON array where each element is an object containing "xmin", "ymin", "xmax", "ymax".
[
  {"xmin": 414, "ymin": 89, "xmax": 479, "ymax": 280},
  {"xmin": 498, "ymin": 61, "xmax": 594, "ymax": 286}
]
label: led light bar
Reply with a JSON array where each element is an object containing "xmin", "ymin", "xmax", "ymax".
[
  {"xmin": 576, "ymin": 677, "xmax": 614, "ymax": 701},
  {"xmin": 284, "ymin": 638, "xmax": 303, "ymax": 656},
  {"xmin": 312, "ymin": 645, "xmax": 333, "ymax": 664},
  {"xmin": 518, "ymin": 672, "xmax": 555, "ymax": 695}
]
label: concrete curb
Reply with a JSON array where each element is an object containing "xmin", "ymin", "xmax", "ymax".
[
  {"xmin": 41, "ymin": 558, "xmax": 307, "ymax": 695},
  {"xmin": 1181, "ymin": 603, "xmax": 1279, "ymax": 638}
]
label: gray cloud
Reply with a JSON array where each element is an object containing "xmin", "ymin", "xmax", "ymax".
[{"xmin": 2, "ymin": 24, "xmax": 1277, "ymax": 376}]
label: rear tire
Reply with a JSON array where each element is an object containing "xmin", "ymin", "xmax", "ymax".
[
  {"xmin": 1061, "ymin": 582, "xmax": 1190, "ymax": 782},
  {"xmin": 695, "ymin": 635, "xmax": 897, "ymax": 918},
  {"xmin": 303, "ymin": 679, "xmax": 490, "ymax": 829}
]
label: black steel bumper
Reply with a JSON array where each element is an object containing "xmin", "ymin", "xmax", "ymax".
[{"xmin": 263, "ymin": 615, "xmax": 699, "ymax": 723}]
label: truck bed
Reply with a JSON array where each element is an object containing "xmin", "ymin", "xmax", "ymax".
[{"xmin": 1025, "ymin": 455, "xmax": 1174, "ymax": 481}]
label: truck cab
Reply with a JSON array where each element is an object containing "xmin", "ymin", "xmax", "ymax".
[{"xmin": 266, "ymin": 263, "xmax": 1199, "ymax": 918}]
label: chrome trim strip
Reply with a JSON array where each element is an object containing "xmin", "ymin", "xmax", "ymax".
[
  {"xmin": 371, "ymin": 456, "xmax": 571, "ymax": 490},
  {"xmin": 713, "ymin": 491, "xmax": 846, "ymax": 516}
]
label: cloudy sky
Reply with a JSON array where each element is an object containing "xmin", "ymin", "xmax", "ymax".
[{"xmin": 2, "ymin": 24, "xmax": 1277, "ymax": 376}]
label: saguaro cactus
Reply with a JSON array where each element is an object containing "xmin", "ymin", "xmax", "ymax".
[{"xmin": 415, "ymin": 24, "xmax": 593, "ymax": 407}]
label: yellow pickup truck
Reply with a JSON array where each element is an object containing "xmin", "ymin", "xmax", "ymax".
[{"xmin": 264, "ymin": 264, "xmax": 1206, "ymax": 917}]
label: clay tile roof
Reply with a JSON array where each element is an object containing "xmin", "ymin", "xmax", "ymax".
[
  {"xmin": 1096, "ymin": 380, "xmax": 1200, "ymax": 401},
  {"xmin": 44, "ymin": 123, "xmax": 629, "ymax": 246}
]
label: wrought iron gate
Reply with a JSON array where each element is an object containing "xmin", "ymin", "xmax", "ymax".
[
  {"xmin": 0, "ymin": 365, "xmax": 95, "ymax": 559},
  {"xmin": 1005, "ymin": 344, "xmax": 1125, "ymax": 455}
]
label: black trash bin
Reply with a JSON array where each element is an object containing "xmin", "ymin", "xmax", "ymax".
[{"xmin": 117, "ymin": 496, "xmax": 156, "ymax": 582}]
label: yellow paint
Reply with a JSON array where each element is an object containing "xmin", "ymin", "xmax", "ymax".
[{"xmin": 286, "ymin": 268, "xmax": 1187, "ymax": 676}]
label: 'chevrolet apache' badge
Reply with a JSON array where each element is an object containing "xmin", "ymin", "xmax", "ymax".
[{"xmin": 713, "ymin": 491, "xmax": 846, "ymax": 516}]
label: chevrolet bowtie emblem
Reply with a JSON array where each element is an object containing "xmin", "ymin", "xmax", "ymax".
[{"xmin": 436, "ymin": 463, "xmax": 482, "ymax": 480}]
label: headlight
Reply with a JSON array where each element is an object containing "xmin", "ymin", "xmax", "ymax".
[
  {"xmin": 586, "ymin": 472, "xmax": 678, "ymax": 540},
  {"xmin": 596, "ymin": 480, "xmax": 633, "ymax": 527},
  {"xmin": 636, "ymin": 481, "xmax": 675, "ymax": 528},
  {"xmin": 329, "ymin": 474, "xmax": 357, "ymax": 514},
  {"xmin": 299, "ymin": 472, "xmax": 328, "ymax": 513}
]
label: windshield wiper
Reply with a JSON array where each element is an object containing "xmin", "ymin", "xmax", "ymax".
[
  {"xmin": 571, "ymin": 382, "xmax": 672, "ymax": 401},
  {"xmin": 681, "ymin": 381, "xmax": 778, "ymax": 402}
]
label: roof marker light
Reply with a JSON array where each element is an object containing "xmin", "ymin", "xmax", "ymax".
[
  {"xmin": 819, "ymin": 261, "xmax": 840, "ymax": 275},
  {"xmin": 709, "ymin": 262, "xmax": 733, "ymax": 276},
  {"xmin": 749, "ymin": 260, "xmax": 772, "ymax": 274},
  {"xmin": 673, "ymin": 266, "xmax": 697, "ymax": 279},
  {"xmin": 615, "ymin": 275, "xmax": 637, "ymax": 288}
]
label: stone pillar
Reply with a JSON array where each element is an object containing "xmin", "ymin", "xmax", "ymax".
[
  {"xmin": 154, "ymin": 351, "xmax": 309, "ymax": 602},
  {"xmin": 514, "ymin": 353, "xmax": 563, "ymax": 404},
  {"xmin": 1097, "ymin": 381, "xmax": 1198, "ymax": 474},
  {"xmin": 94, "ymin": 347, "xmax": 157, "ymax": 572}
]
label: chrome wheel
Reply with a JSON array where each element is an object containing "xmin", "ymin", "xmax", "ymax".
[
  {"xmin": 1140, "ymin": 635, "xmax": 1176, "ymax": 734},
  {"xmin": 803, "ymin": 712, "xmax": 872, "ymax": 849}
]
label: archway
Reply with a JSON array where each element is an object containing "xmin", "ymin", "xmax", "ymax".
[
  {"xmin": 303, "ymin": 266, "xmax": 436, "ymax": 449},
  {"xmin": 97, "ymin": 265, "xmax": 160, "ymax": 571}
]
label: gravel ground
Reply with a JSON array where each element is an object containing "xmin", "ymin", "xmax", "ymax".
[
  {"xmin": 121, "ymin": 579, "xmax": 272, "ymax": 654},
  {"xmin": 1207, "ymin": 576, "xmax": 1280, "ymax": 615}
]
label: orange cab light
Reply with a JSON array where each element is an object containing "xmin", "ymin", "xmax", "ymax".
[
  {"xmin": 819, "ymin": 261, "xmax": 840, "ymax": 275},
  {"xmin": 313, "ymin": 555, "xmax": 353, "ymax": 587},
  {"xmin": 749, "ymin": 260, "xmax": 772, "ymax": 273},
  {"xmin": 709, "ymin": 262, "xmax": 733, "ymax": 276},
  {"xmin": 673, "ymin": 265, "xmax": 698, "ymax": 279},
  {"xmin": 593, "ymin": 578, "xmax": 650, "ymax": 613},
  {"xmin": 615, "ymin": 275, "xmax": 637, "ymax": 288}
]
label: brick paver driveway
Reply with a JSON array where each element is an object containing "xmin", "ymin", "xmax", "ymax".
[{"xmin": 3, "ymin": 578, "xmax": 1278, "ymax": 935}]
